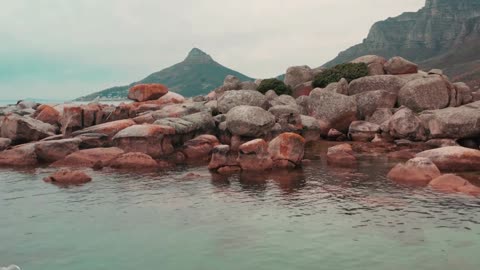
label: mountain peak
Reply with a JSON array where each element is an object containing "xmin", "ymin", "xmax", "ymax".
[{"xmin": 184, "ymin": 48, "xmax": 214, "ymax": 63}]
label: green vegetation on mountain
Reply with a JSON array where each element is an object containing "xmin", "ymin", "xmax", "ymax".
[{"xmin": 76, "ymin": 48, "xmax": 253, "ymax": 101}]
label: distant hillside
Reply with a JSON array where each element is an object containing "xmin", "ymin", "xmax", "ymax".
[
  {"xmin": 325, "ymin": 0, "xmax": 480, "ymax": 89},
  {"xmin": 76, "ymin": 48, "xmax": 253, "ymax": 101}
]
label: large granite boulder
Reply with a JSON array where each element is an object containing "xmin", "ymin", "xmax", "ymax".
[
  {"xmin": 237, "ymin": 139, "xmax": 273, "ymax": 171},
  {"xmin": 112, "ymin": 124, "xmax": 175, "ymax": 158},
  {"xmin": 51, "ymin": 147, "xmax": 125, "ymax": 168},
  {"xmin": 268, "ymin": 105, "xmax": 302, "ymax": 132},
  {"xmin": 354, "ymin": 90, "xmax": 397, "ymax": 119},
  {"xmin": 384, "ymin": 57, "xmax": 418, "ymax": 75},
  {"xmin": 306, "ymin": 91, "xmax": 357, "ymax": 132},
  {"xmin": 300, "ymin": 115, "xmax": 323, "ymax": 141},
  {"xmin": 269, "ymin": 94, "xmax": 298, "ymax": 108},
  {"xmin": 284, "ymin": 65, "xmax": 314, "ymax": 88},
  {"xmin": 0, "ymin": 114, "xmax": 56, "ymax": 143},
  {"xmin": 351, "ymin": 55, "xmax": 387, "ymax": 75},
  {"xmin": 322, "ymin": 78, "xmax": 349, "ymax": 95},
  {"xmin": 388, "ymin": 107, "xmax": 426, "ymax": 141},
  {"xmin": 154, "ymin": 111, "xmax": 215, "ymax": 135},
  {"xmin": 348, "ymin": 75, "xmax": 406, "ymax": 95},
  {"xmin": 151, "ymin": 102, "xmax": 210, "ymax": 119},
  {"xmin": 180, "ymin": 135, "xmax": 220, "ymax": 160},
  {"xmin": 43, "ymin": 169, "xmax": 92, "ymax": 185},
  {"xmin": 128, "ymin": 84, "xmax": 169, "ymax": 102},
  {"xmin": 366, "ymin": 108, "xmax": 393, "ymax": 125},
  {"xmin": 208, "ymin": 145, "xmax": 240, "ymax": 172},
  {"xmin": 108, "ymin": 152, "xmax": 159, "ymax": 169},
  {"xmin": 398, "ymin": 76, "xmax": 451, "ymax": 112},
  {"xmin": 34, "ymin": 105, "xmax": 60, "ymax": 125},
  {"xmin": 387, "ymin": 157, "xmax": 441, "ymax": 184},
  {"xmin": 0, "ymin": 143, "xmax": 38, "ymax": 166},
  {"xmin": 348, "ymin": 121, "xmax": 380, "ymax": 142},
  {"xmin": 226, "ymin": 106, "xmax": 275, "ymax": 137},
  {"xmin": 268, "ymin": 133, "xmax": 305, "ymax": 168},
  {"xmin": 454, "ymin": 82, "xmax": 473, "ymax": 105},
  {"xmin": 34, "ymin": 138, "xmax": 81, "ymax": 163},
  {"xmin": 72, "ymin": 119, "xmax": 135, "ymax": 140},
  {"xmin": 420, "ymin": 101, "xmax": 480, "ymax": 139},
  {"xmin": 217, "ymin": 90, "xmax": 267, "ymax": 113},
  {"xmin": 416, "ymin": 146, "xmax": 480, "ymax": 172}
]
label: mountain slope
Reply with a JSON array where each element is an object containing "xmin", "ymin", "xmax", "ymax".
[
  {"xmin": 76, "ymin": 48, "xmax": 253, "ymax": 101},
  {"xmin": 325, "ymin": 0, "xmax": 480, "ymax": 88}
]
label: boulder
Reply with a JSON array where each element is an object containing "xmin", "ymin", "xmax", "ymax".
[
  {"xmin": 72, "ymin": 119, "xmax": 135, "ymax": 140},
  {"xmin": 348, "ymin": 121, "xmax": 380, "ymax": 142},
  {"xmin": 351, "ymin": 55, "xmax": 387, "ymax": 75},
  {"xmin": 268, "ymin": 105, "xmax": 302, "ymax": 132},
  {"xmin": 240, "ymin": 81, "xmax": 258, "ymax": 90},
  {"xmin": 60, "ymin": 105, "xmax": 84, "ymax": 132},
  {"xmin": 354, "ymin": 90, "xmax": 397, "ymax": 119},
  {"xmin": 454, "ymin": 82, "xmax": 473, "ymax": 105},
  {"xmin": 208, "ymin": 145, "xmax": 239, "ymax": 170},
  {"xmin": 112, "ymin": 124, "xmax": 175, "ymax": 158},
  {"xmin": 217, "ymin": 90, "xmax": 267, "ymax": 113},
  {"xmin": 181, "ymin": 135, "xmax": 220, "ymax": 160},
  {"xmin": 0, "ymin": 143, "xmax": 38, "ymax": 166},
  {"xmin": 292, "ymin": 81, "xmax": 313, "ymax": 98},
  {"xmin": 384, "ymin": 56, "xmax": 418, "ymax": 75},
  {"xmin": 128, "ymin": 84, "xmax": 169, "ymax": 102},
  {"xmin": 51, "ymin": 147, "xmax": 124, "ymax": 168},
  {"xmin": 0, "ymin": 114, "xmax": 55, "ymax": 143},
  {"xmin": 284, "ymin": 65, "xmax": 314, "ymax": 88},
  {"xmin": 268, "ymin": 133, "xmax": 305, "ymax": 168},
  {"xmin": 348, "ymin": 75, "xmax": 406, "ymax": 95},
  {"xmin": 306, "ymin": 91, "xmax": 357, "ymax": 132},
  {"xmin": 151, "ymin": 102, "xmax": 209, "ymax": 119},
  {"xmin": 398, "ymin": 76, "xmax": 450, "ymax": 112},
  {"xmin": 269, "ymin": 94, "xmax": 298, "ymax": 108},
  {"xmin": 17, "ymin": 100, "xmax": 38, "ymax": 110},
  {"xmin": 34, "ymin": 105, "xmax": 60, "ymax": 125},
  {"xmin": 0, "ymin": 138, "xmax": 11, "ymax": 151},
  {"xmin": 223, "ymin": 75, "xmax": 241, "ymax": 90},
  {"xmin": 108, "ymin": 152, "xmax": 159, "ymax": 169},
  {"xmin": 416, "ymin": 146, "xmax": 480, "ymax": 172},
  {"xmin": 426, "ymin": 139, "xmax": 459, "ymax": 148},
  {"xmin": 237, "ymin": 139, "xmax": 273, "ymax": 171},
  {"xmin": 226, "ymin": 106, "xmax": 275, "ymax": 137},
  {"xmin": 154, "ymin": 111, "xmax": 215, "ymax": 135},
  {"xmin": 327, "ymin": 144, "xmax": 356, "ymax": 167},
  {"xmin": 34, "ymin": 138, "xmax": 81, "ymax": 163},
  {"xmin": 300, "ymin": 115, "xmax": 322, "ymax": 141},
  {"xmin": 366, "ymin": 108, "xmax": 393, "ymax": 125},
  {"xmin": 323, "ymin": 78, "xmax": 348, "ymax": 95},
  {"xmin": 419, "ymin": 101, "xmax": 480, "ymax": 139},
  {"xmin": 43, "ymin": 169, "xmax": 92, "ymax": 185},
  {"xmin": 327, "ymin": 129, "xmax": 347, "ymax": 141},
  {"xmin": 388, "ymin": 107, "xmax": 426, "ymax": 141},
  {"xmin": 387, "ymin": 157, "xmax": 441, "ymax": 184},
  {"xmin": 74, "ymin": 133, "xmax": 110, "ymax": 149}
]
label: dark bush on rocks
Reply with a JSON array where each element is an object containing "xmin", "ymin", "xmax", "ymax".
[
  {"xmin": 257, "ymin": 78, "xmax": 292, "ymax": 96},
  {"xmin": 312, "ymin": 63, "xmax": 368, "ymax": 88}
]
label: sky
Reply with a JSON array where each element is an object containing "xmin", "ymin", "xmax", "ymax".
[{"xmin": 0, "ymin": 0, "xmax": 425, "ymax": 100}]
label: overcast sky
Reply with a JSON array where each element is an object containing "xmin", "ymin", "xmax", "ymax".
[{"xmin": 0, "ymin": 0, "xmax": 425, "ymax": 100}]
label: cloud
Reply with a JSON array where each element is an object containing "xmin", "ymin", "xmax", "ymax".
[{"xmin": 0, "ymin": 0, "xmax": 425, "ymax": 99}]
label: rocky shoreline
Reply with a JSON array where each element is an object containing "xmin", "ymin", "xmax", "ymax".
[{"xmin": 1, "ymin": 55, "xmax": 480, "ymax": 196}]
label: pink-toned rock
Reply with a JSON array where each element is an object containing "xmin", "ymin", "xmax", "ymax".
[
  {"xmin": 72, "ymin": 119, "xmax": 136, "ymax": 139},
  {"xmin": 384, "ymin": 56, "xmax": 418, "ymax": 75},
  {"xmin": 208, "ymin": 145, "xmax": 239, "ymax": 170},
  {"xmin": 237, "ymin": 139, "xmax": 273, "ymax": 171},
  {"xmin": 1, "ymin": 114, "xmax": 56, "ymax": 143},
  {"xmin": 327, "ymin": 129, "xmax": 347, "ymax": 141},
  {"xmin": 61, "ymin": 105, "xmax": 83, "ymax": 133},
  {"xmin": 351, "ymin": 55, "xmax": 386, "ymax": 75},
  {"xmin": 51, "ymin": 147, "xmax": 124, "ymax": 168},
  {"xmin": 139, "ymin": 92, "xmax": 185, "ymax": 106},
  {"xmin": 35, "ymin": 105, "xmax": 60, "ymax": 125},
  {"xmin": 0, "ymin": 143, "xmax": 38, "ymax": 166},
  {"xmin": 348, "ymin": 121, "xmax": 380, "ymax": 142},
  {"xmin": 34, "ymin": 138, "xmax": 81, "ymax": 163},
  {"xmin": 112, "ymin": 124, "xmax": 175, "ymax": 158},
  {"xmin": 217, "ymin": 166, "xmax": 242, "ymax": 174},
  {"xmin": 327, "ymin": 144, "xmax": 356, "ymax": 167},
  {"xmin": 82, "ymin": 104, "xmax": 104, "ymax": 128},
  {"xmin": 181, "ymin": 135, "xmax": 219, "ymax": 160},
  {"xmin": 429, "ymin": 174, "xmax": 470, "ymax": 192},
  {"xmin": 128, "ymin": 84, "xmax": 169, "ymax": 102},
  {"xmin": 0, "ymin": 138, "xmax": 11, "ymax": 151},
  {"xmin": 43, "ymin": 169, "xmax": 92, "ymax": 185},
  {"xmin": 388, "ymin": 107, "xmax": 426, "ymax": 141},
  {"xmin": 292, "ymin": 81, "xmax": 313, "ymax": 98},
  {"xmin": 416, "ymin": 146, "xmax": 480, "ymax": 172},
  {"xmin": 268, "ymin": 133, "xmax": 305, "ymax": 168},
  {"xmin": 108, "ymin": 152, "xmax": 158, "ymax": 169},
  {"xmin": 387, "ymin": 157, "xmax": 441, "ymax": 184}
]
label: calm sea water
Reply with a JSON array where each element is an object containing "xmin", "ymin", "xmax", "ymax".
[{"xmin": 1, "ymin": 143, "xmax": 480, "ymax": 270}]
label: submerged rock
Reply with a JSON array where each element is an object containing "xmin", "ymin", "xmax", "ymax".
[
  {"xmin": 237, "ymin": 139, "xmax": 273, "ymax": 171},
  {"xmin": 268, "ymin": 133, "xmax": 305, "ymax": 168},
  {"xmin": 208, "ymin": 145, "xmax": 239, "ymax": 171},
  {"xmin": 51, "ymin": 147, "xmax": 124, "ymax": 168},
  {"xmin": 327, "ymin": 144, "xmax": 356, "ymax": 167},
  {"xmin": 387, "ymin": 157, "xmax": 441, "ymax": 184},
  {"xmin": 43, "ymin": 169, "xmax": 92, "ymax": 185},
  {"xmin": 416, "ymin": 146, "xmax": 480, "ymax": 172},
  {"xmin": 429, "ymin": 174, "xmax": 480, "ymax": 196},
  {"xmin": 109, "ymin": 152, "xmax": 159, "ymax": 169}
]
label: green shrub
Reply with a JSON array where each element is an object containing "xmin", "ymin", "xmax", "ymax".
[
  {"xmin": 257, "ymin": 78, "xmax": 292, "ymax": 96},
  {"xmin": 312, "ymin": 63, "xmax": 368, "ymax": 88}
]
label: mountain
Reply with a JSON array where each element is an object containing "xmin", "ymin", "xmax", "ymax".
[
  {"xmin": 325, "ymin": 0, "xmax": 480, "ymax": 89},
  {"xmin": 75, "ymin": 48, "xmax": 253, "ymax": 101}
]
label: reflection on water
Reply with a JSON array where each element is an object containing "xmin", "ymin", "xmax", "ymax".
[{"xmin": 0, "ymin": 144, "xmax": 479, "ymax": 270}]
